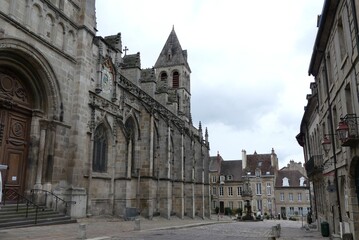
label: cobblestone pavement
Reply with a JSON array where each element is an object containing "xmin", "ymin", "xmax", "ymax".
[{"xmin": 0, "ymin": 215, "xmax": 326, "ymax": 240}]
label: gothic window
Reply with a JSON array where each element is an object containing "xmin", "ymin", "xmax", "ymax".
[
  {"xmin": 102, "ymin": 65, "xmax": 113, "ymax": 95},
  {"xmin": 161, "ymin": 72, "xmax": 167, "ymax": 81},
  {"xmin": 172, "ymin": 71, "xmax": 179, "ymax": 88},
  {"xmin": 93, "ymin": 124, "xmax": 108, "ymax": 172},
  {"xmin": 125, "ymin": 118, "xmax": 136, "ymax": 175}
]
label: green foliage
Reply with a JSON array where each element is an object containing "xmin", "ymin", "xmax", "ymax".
[
  {"xmin": 224, "ymin": 207, "xmax": 232, "ymax": 215},
  {"xmin": 215, "ymin": 207, "xmax": 219, "ymax": 214}
]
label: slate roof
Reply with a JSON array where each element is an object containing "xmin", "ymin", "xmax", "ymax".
[
  {"xmin": 122, "ymin": 52, "xmax": 141, "ymax": 68},
  {"xmin": 209, "ymin": 154, "xmax": 222, "ymax": 173},
  {"xmin": 246, "ymin": 152, "xmax": 275, "ymax": 175},
  {"xmin": 275, "ymin": 170, "xmax": 308, "ymax": 188},
  {"xmin": 220, "ymin": 160, "xmax": 243, "ymax": 181},
  {"xmin": 104, "ymin": 33, "xmax": 122, "ymax": 51},
  {"xmin": 154, "ymin": 27, "xmax": 191, "ymax": 72}
]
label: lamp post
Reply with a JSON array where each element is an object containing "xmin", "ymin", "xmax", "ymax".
[{"xmin": 336, "ymin": 119, "xmax": 349, "ymax": 141}]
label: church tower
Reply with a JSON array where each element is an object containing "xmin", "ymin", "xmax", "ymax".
[{"xmin": 154, "ymin": 27, "xmax": 191, "ymax": 122}]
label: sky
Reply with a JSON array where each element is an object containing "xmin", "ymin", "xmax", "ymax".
[{"xmin": 95, "ymin": 0, "xmax": 325, "ymax": 168}]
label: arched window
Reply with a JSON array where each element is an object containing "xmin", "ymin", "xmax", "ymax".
[
  {"xmin": 125, "ymin": 118, "xmax": 136, "ymax": 175},
  {"xmin": 161, "ymin": 72, "xmax": 167, "ymax": 81},
  {"xmin": 44, "ymin": 14, "xmax": 54, "ymax": 41},
  {"xmin": 172, "ymin": 71, "xmax": 179, "ymax": 88},
  {"xmin": 93, "ymin": 124, "xmax": 108, "ymax": 172}
]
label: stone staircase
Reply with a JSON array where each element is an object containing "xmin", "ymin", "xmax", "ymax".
[{"xmin": 0, "ymin": 203, "xmax": 76, "ymax": 229}]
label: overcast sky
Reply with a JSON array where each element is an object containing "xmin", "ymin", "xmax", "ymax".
[{"xmin": 95, "ymin": 0, "xmax": 324, "ymax": 168}]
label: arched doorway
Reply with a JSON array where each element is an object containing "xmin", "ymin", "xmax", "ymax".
[
  {"xmin": 0, "ymin": 39, "xmax": 62, "ymax": 201},
  {"xmin": 0, "ymin": 69, "xmax": 32, "ymax": 199}
]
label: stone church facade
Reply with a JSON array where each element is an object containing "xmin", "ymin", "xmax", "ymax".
[{"xmin": 0, "ymin": 0, "xmax": 211, "ymax": 219}]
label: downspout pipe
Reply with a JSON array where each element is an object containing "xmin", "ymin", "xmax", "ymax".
[
  {"xmin": 350, "ymin": 0, "xmax": 359, "ymax": 102},
  {"xmin": 322, "ymin": 55, "xmax": 343, "ymax": 227}
]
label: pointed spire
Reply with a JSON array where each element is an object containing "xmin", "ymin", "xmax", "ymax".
[{"xmin": 154, "ymin": 27, "xmax": 191, "ymax": 72}]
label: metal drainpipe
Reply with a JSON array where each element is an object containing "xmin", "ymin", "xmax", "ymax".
[
  {"xmin": 322, "ymin": 55, "xmax": 343, "ymax": 232},
  {"xmin": 350, "ymin": 0, "xmax": 359, "ymax": 102}
]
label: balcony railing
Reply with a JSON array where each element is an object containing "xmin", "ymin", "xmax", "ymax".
[
  {"xmin": 338, "ymin": 114, "xmax": 359, "ymax": 146},
  {"xmin": 305, "ymin": 155, "xmax": 323, "ymax": 177}
]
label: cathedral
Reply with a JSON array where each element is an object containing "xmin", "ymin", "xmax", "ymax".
[{"xmin": 0, "ymin": 0, "xmax": 211, "ymax": 219}]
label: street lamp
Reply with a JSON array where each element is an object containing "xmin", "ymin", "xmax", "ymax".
[
  {"xmin": 321, "ymin": 135, "xmax": 331, "ymax": 153},
  {"xmin": 336, "ymin": 119, "xmax": 349, "ymax": 142}
]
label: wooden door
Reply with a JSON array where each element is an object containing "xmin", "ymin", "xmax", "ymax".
[
  {"xmin": 0, "ymin": 109, "xmax": 31, "ymax": 200},
  {"xmin": 0, "ymin": 71, "xmax": 32, "ymax": 201}
]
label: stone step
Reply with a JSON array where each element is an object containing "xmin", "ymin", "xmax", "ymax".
[{"xmin": 0, "ymin": 203, "xmax": 76, "ymax": 229}]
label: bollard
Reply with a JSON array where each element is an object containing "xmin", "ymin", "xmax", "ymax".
[
  {"xmin": 134, "ymin": 218, "xmax": 141, "ymax": 231},
  {"xmin": 276, "ymin": 224, "xmax": 281, "ymax": 236},
  {"xmin": 78, "ymin": 223, "xmax": 86, "ymax": 240}
]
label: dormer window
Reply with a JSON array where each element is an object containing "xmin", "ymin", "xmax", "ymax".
[
  {"xmin": 220, "ymin": 175, "xmax": 225, "ymax": 184},
  {"xmin": 255, "ymin": 169, "xmax": 261, "ymax": 177},
  {"xmin": 227, "ymin": 175, "xmax": 232, "ymax": 181},
  {"xmin": 282, "ymin": 177, "xmax": 289, "ymax": 187},
  {"xmin": 300, "ymin": 176, "xmax": 305, "ymax": 186}
]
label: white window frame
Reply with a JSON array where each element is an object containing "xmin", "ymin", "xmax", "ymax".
[
  {"xmin": 289, "ymin": 193, "xmax": 293, "ymax": 202},
  {"xmin": 228, "ymin": 187, "xmax": 233, "ymax": 196},
  {"xmin": 266, "ymin": 182, "xmax": 271, "ymax": 195},
  {"xmin": 212, "ymin": 175, "xmax": 217, "ymax": 183},
  {"xmin": 256, "ymin": 183, "xmax": 262, "ymax": 195},
  {"xmin": 298, "ymin": 193, "xmax": 302, "ymax": 202},
  {"xmin": 219, "ymin": 186, "xmax": 224, "ymax": 196},
  {"xmin": 237, "ymin": 186, "xmax": 242, "ymax": 196}
]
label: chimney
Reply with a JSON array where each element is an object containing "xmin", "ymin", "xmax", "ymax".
[
  {"xmin": 271, "ymin": 148, "xmax": 278, "ymax": 170},
  {"xmin": 242, "ymin": 149, "xmax": 247, "ymax": 169}
]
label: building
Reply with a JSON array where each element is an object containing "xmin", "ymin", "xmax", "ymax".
[
  {"xmin": 217, "ymin": 159, "xmax": 243, "ymax": 214},
  {"xmin": 209, "ymin": 153, "xmax": 223, "ymax": 212},
  {"xmin": 243, "ymin": 149, "xmax": 278, "ymax": 217},
  {"xmin": 297, "ymin": 0, "xmax": 359, "ymax": 239},
  {"xmin": 209, "ymin": 149, "xmax": 278, "ymax": 218},
  {"xmin": 274, "ymin": 161, "xmax": 310, "ymax": 219},
  {"xmin": 0, "ymin": 0, "xmax": 210, "ymax": 219}
]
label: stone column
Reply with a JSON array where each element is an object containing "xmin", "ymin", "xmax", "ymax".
[
  {"xmin": 34, "ymin": 126, "xmax": 46, "ymax": 189},
  {"xmin": 149, "ymin": 114, "xmax": 154, "ymax": 176},
  {"xmin": 24, "ymin": 0, "xmax": 31, "ymax": 28},
  {"xmin": 8, "ymin": 0, "xmax": 16, "ymax": 18},
  {"xmin": 127, "ymin": 139, "xmax": 132, "ymax": 178}
]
